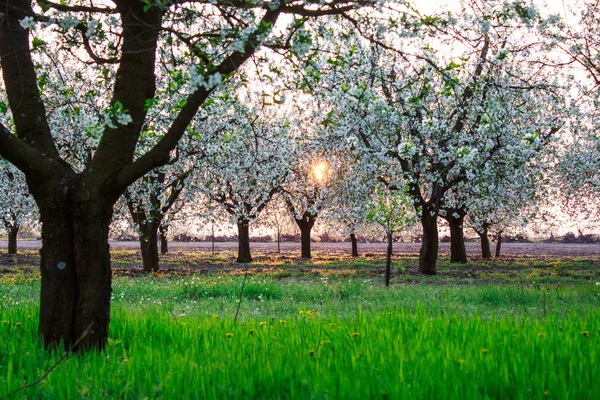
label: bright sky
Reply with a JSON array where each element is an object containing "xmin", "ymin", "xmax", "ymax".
[{"xmin": 419, "ymin": 0, "xmax": 582, "ymax": 16}]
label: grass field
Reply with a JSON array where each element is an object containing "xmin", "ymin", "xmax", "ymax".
[{"xmin": 1, "ymin": 251, "xmax": 600, "ymax": 399}]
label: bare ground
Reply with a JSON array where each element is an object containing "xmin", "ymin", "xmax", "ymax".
[{"xmin": 3, "ymin": 239, "xmax": 600, "ymax": 256}]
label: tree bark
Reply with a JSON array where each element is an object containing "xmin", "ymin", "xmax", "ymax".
[
  {"xmin": 477, "ymin": 223, "xmax": 491, "ymax": 259},
  {"xmin": 7, "ymin": 226, "xmax": 18, "ymax": 254},
  {"xmin": 495, "ymin": 231, "xmax": 503, "ymax": 257},
  {"xmin": 236, "ymin": 220, "xmax": 252, "ymax": 263},
  {"xmin": 385, "ymin": 231, "xmax": 392, "ymax": 287},
  {"xmin": 350, "ymin": 233, "xmax": 359, "ymax": 257},
  {"xmin": 139, "ymin": 223, "xmax": 159, "ymax": 273},
  {"xmin": 159, "ymin": 225, "xmax": 168, "ymax": 254},
  {"xmin": 442, "ymin": 209, "xmax": 467, "ymax": 264},
  {"xmin": 419, "ymin": 208, "xmax": 438, "ymax": 275},
  {"xmin": 295, "ymin": 212, "xmax": 316, "ymax": 259},
  {"xmin": 299, "ymin": 224, "xmax": 312, "ymax": 259},
  {"xmin": 35, "ymin": 181, "xmax": 114, "ymax": 352}
]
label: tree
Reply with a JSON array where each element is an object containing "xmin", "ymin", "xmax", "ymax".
[
  {"xmin": 193, "ymin": 92, "xmax": 293, "ymax": 263},
  {"xmin": 283, "ymin": 151, "xmax": 337, "ymax": 259},
  {"xmin": 124, "ymin": 166, "xmax": 190, "ymax": 272},
  {"xmin": 0, "ymin": 159, "xmax": 38, "ymax": 253},
  {"xmin": 325, "ymin": 147, "xmax": 377, "ymax": 257},
  {"xmin": 366, "ymin": 184, "xmax": 414, "ymax": 286},
  {"xmin": 319, "ymin": 2, "xmax": 565, "ymax": 274},
  {"xmin": 0, "ymin": 0, "xmax": 378, "ymax": 351}
]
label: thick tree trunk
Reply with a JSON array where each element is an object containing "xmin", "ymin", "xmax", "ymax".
[
  {"xmin": 419, "ymin": 209, "xmax": 438, "ymax": 275},
  {"xmin": 495, "ymin": 231, "xmax": 503, "ymax": 257},
  {"xmin": 159, "ymin": 225, "xmax": 168, "ymax": 254},
  {"xmin": 477, "ymin": 223, "xmax": 491, "ymax": 259},
  {"xmin": 350, "ymin": 233, "xmax": 359, "ymax": 257},
  {"xmin": 299, "ymin": 224, "xmax": 312, "ymax": 259},
  {"xmin": 444, "ymin": 211, "xmax": 467, "ymax": 264},
  {"xmin": 385, "ymin": 231, "xmax": 392, "ymax": 287},
  {"xmin": 36, "ymin": 185, "xmax": 113, "ymax": 352},
  {"xmin": 237, "ymin": 220, "xmax": 252, "ymax": 263},
  {"xmin": 7, "ymin": 226, "xmax": 18, "ymax": 254},
  {"xmin": 139, "ymin": 223, "xmax": 159, "ymax": 273},
  {"xmin": 295, "ymin": 212, "xmax": 316, "ymax": 259}
]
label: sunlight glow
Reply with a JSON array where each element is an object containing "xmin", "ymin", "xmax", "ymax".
[{"xmin": 312, "ymin": 162, "xmax": 328, "ymax": 183}]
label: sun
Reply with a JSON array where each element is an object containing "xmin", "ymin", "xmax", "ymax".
[{"xmin": 312, "ymin": 161, "xmax": 328, "ymax": 183}]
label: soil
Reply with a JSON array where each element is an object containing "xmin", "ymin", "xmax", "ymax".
[
  {"xmin": 2, "ymin": 240, "xmax": 600, "ymax": 282},
  {"xmin": 3, "ymin": 239, "xmax": 600, "ymax": 257}
]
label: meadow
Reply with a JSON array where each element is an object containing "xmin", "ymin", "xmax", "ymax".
[{"xmin": 1, "ymin": 248, "xmax": 600, "ymax": 399}]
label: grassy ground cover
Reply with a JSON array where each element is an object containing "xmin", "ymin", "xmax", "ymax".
[{"xmin": 1, "ymin": 256, "xmax": 599, "ymax": 399}]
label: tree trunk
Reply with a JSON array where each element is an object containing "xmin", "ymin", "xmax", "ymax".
[
  {"xmin": 350, "ymin": 233, "xmax": 359, "ymax": 257},
  {"xmin": 419, "ymin": 208, "xmax": 438, "ymax": 275},
  {"xmin": 495, "ymin": 231, "xmax": 503, "ymax": 257},
  {"xmin": 277, "ymin": 225, "xmax": 281, "ymax": 254},
  {"xmin": 477, "ymin": 223, "xmax": 491, "ymax": 259},
  {"xmin": 444, "ymin": 211, "xmax": 467, "ymax": 264},
  {"xmin": 36, "ymin": 185, "xmax": 114, "ymax": 352},
  {"xmin": 159, "ymin": 225, "xmax": 168, "ymax": 254},
  {"xmin": 211, "ymin": 224, "xmax": 215, "ymax": 256},
  {"xmin": 385, "ymin": 231, "xmax": 392, "ymax": 287},
  {"xmin": 139, "ymin": 223, "xmax": 159, "ymax": 273},
  {"xmin": 7, "ymin": 226, "xmax": 18, "ymax": 254},
  {"xmin": 295, "ymin": 212, "xmax": 317, "ymax": 259},
  {"xmin": 236, "ymin": 220, "xmax": 252, "ymax": 263},
  {"xmin": 299, "ymin": 224, "xmax": 312, "ymax": 259}
]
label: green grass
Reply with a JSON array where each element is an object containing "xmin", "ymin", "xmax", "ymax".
[{"xmin": 1, "ymin": 265, "xmax": 600, "ymax": 399}]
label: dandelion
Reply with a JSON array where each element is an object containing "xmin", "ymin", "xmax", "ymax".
[
  {"xmin": 482, "ymin": 349, "xmax": 488, "ymax": 354},
  {"xmin": 457, "ymin": 359, "xmax": 465, "ymax": 365},
  {"xmin": 581, "ymin": 331, "xmax": 589, "ymax": 337},
  {"xmin": 543, "ymin": 390, "xmax": 549, "ymax": 397},
  {"xmin": 15, "ymin": 322, "xmax": 22, "ymax": 327},
  {"xmin": 249, "ymin": 329, "xmax": 254, "ymax": 336},
  {"xmin": 351, "ymin": 332, "xmax": 359, "ymax": 338},
  {"xmin": 226, "ymin": 333, "xmax": 233, "ymax": 339},
  {"xmin": 2, "ymin": 320, "xmax": 9, "ymax": 325},
  {"xmin": 356, "ymin": 353, "xmax": 362, "ymax": 359},
  {"xmin": 329, "ymin": 323, "xmax": 336, "ymax": 327},
  {"xmin": 308, "ymin": 349, "xmax": 315, "ymax": 357},
  {"xmin": 279, "ymin": 319, "xmax": 287, "ymax": 325},
  {"xmin": 211, "ymin": 314, "xmax": 220, "ymax": 319},
  {"xmin": 260, "ymin": 321, "xmax": 267, "ymax": 327},
  {"xmin": 538, "ymin": 333, "xmax": 545, "ymax": 337}
]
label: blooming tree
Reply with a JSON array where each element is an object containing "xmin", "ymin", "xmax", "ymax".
[
  {"xmin": 0, "ymin": 0, "xmax": 381, "ymax": 350},
  {"xmin": 366, "ymin": 183, "xmax": 414, "ymax": 286},
  {"xmin": 192, "ymin": 90, "xmax": 294, "ymax": 262},
  {"xmin": 0, "ymin": 159, "xmax": 38, "ymax": 253},
  {"xmin": 317, "ymin": 2, "xmax": 566, "ymax": 274}
]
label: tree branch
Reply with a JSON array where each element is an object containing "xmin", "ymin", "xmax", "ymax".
[{"xmin": 114, "ymin": 8, "xmax": 282, "ymax": 190}]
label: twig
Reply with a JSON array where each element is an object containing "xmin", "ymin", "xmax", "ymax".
[
  {"xmin": 233, "ymin": 273, "xmax": 248, "ymax": 325},
  {"xmin": 6, "ymin": 322, "xmax": 95, "ymax": 398}
]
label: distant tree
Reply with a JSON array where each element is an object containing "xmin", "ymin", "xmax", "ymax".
[
  {"xmin": 0, "ymin": 160, "xmax": 38, "ymax": 254},
  {"xmin": 366, "ymin": 184, "xmax": 414, "ymax": 286},
  {"xmin": 194, "ymin": 93, "xmax": 293, "ymax": 262}
]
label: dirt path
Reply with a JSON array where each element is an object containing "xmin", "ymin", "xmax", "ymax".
[{"xmin": 3, "ymin": 239, "xmax": 600, "ymax": 257}]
